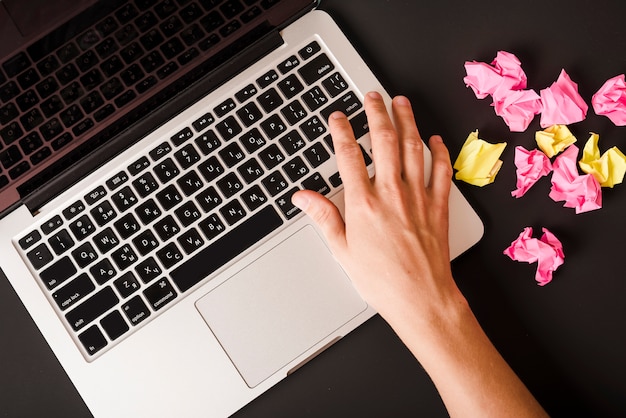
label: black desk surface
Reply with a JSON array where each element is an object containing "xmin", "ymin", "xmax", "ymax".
[{"xmin": 2, "ymin": 1, "xmax": 626, "ymax": 416}]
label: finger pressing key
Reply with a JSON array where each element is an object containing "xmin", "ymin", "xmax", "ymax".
[
  {"xmin": 364, "ymin": 91, "xmax": 401, "ymax": 183},
  {"xmin": 392, "ymin": 95, "xmax": 425, "ymax": 188},
  {"xmin": 328, "ymin": 111, "xmax": 371, "ymax": 198}
]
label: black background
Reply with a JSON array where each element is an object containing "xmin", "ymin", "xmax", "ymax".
[{"xmin": 2, "ymin": 0, "xmax": 626, "ymax": 416}]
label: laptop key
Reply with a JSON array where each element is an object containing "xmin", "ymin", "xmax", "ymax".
[
  {"xmin": 320, "ymin": 91, "xmax": 362, "ymax": 121},
  {"xmin": 66, "ymin": 286, "xmax": 119, "ymax": 331},
  {"xmin": 100, "ymin": 310, "xmax": 129, "ymax": 341},
  {"xmin": 196, "ymin": 186, "xmax": 222, "ymax": 212},
  {"xmin": 198, "ymin": 213, "xmax": 225, "ymax": 240},
  {"xmin": 174, "ymin": 201, "xmax": 202, "ymax": 227},
  {"xmin": 132, "ymin": 172, "xmax": 159, "ymax": 197},
  {"xmin": 132, "ymin": 230, "xmax": 159, "ymax": 256},
  {"xmin": 3, "ymin": 52, "xmax": 31, "ymax": 77},
  {"xmin": 299, "ymin": 115, "xmax": 326, "ymax": 141},
  {"xmin": 39, "ymin": 256, "xmax": 76, "ymax": 289},
  {"xmin": 298, "ymin": 40, "xmax": 321, "ymax": 61},
  {"xmin": 111, "ymin": 244, "xmax": 139, "ymax": 270},
  {"xmin": 8, "ymin": 161, "xmax": 31, "ymax": 180},
  {"xmin": 322, "ymin": 72, "xmax": 349, "ymax": 98},
  {"xmin": 90, "ymin": 259, "xmax": 117, "ymax": 285},
  {"xmin": 240, "ymin": 185, "xmax": 268, "ymax": 211},
  {"xmin": 1, "ymin": 123, "xmax": 24, "ymax": 146},
  {"xmin": 93, "ymin": 227, "xmax": 121, "ymax": 253},
  {"xmin": 91, "ymin": 201, "xmax": 118, "ymax": 226},
  {"xmin": 156, "ymin": 242, "xmax": 183, "ymax": 269},
  {"xmin": 276, "ymin": 187, "xmax": 301, "ymax": 220},
  {"xmin": 302, "ymin": 172, "xmax": 331, "ymax": 196},
  {"xmin": 178, "ymin": 228, "xmax": 204, "ymax": 254},
  {"xmin": 153, "ymin": 215, "xmax": 180, "ymax": 240},
  {"xmin": 78, "ymin": 325, "xmax": 108, "ymax": 356},
  {"xmin": 172, "ymin": 205, "xmax": 283, "ymax": 292},
  {"xmin": 69, "ymin": 214, "xmax": 96, "ymax": 240},
  {"xmin": 18, "ymin": 230, "xmax": 42, "ymax": 250},
  {"xmin": 62, "ymin": 200, "xmax": 86, "ymax": 220},
  {"xmin": 192, "ymin": 113, "xmax": 215, "ymax": 133},
  {"xmin": 0, "ymin": 102, "xmax": 18, "ymax": 124},
  {"xmin": 27, "ymin": 243, "xmax": 54, "ymax": 270},
  {"xmin": 52, "ymin": 273, "xmax": 95, "ymax": 311},
  {"xmin": 122, "ymin": 295, "xmax": 150, "ymax": 326},
  {"xmin": 106, "ymin": 171, "xmax": 130, "ymax": 191},
  {"xmin": 128, "ymin": 156, "xmax": 150, "ymax": 175},
  {"xmin": 298, "ymin": 53, "xmax": 334, "ymax": 85},
  {"xmin": 153, "ymin": 158, "xmax": 180, "ymax": 183},
  {"xmin": 113, "ymin": 271, "xmax": 141, "ymax": 298},
  {"xmin": 114, "ymin": 213, "xmax": 141, "ymax": 239},
  {"xmin": 277, "ymin": 74, "xmax": 303, "ymax": 100},
  {"xmin": 135, "ymin": 199, "xmax": 162, "ymax": 224},
  {"xmin": 72, "ymin": 242, "xmax": 99, "ymax": 268},
  {"xmin": 111, "ymin": 186, "xmax": 139, "ymax": 211},
  {"xmin": 0, "ymin": 146, "xmax": 24, "ymax": 170},
  {"xmin": 177, "ymin": 171, "xmax": 204, "ymax": 196},
  {"xmin": 135, "ymin": 257, "xmax": 162, "ymax": 284},
  {"xmin": 303, "ymin": 142, "xmax": 330, "ymax": 168},
  {"xmin": 143, "ymin": 278, "xmax": 177, "ymax": 311},
  {"xmin": 85, "ymin": 185, "xmax": 107, "ymax": 205},
  {"xmin": 48, "ymin": 229, "xmax": 75, "ymax": 255},
  {"xmin": 148, "ymin": 142, "xmax": 172, "ymax": 161}
]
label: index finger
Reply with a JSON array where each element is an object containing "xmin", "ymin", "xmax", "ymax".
[{"xmin": 328, "ymin": 111, "xmax": 371, "ymax": 198}]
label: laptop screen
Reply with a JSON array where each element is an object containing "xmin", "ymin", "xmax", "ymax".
[{"xmin": 0, "ymin": 0, "xmax": 317, "ymax": 217}]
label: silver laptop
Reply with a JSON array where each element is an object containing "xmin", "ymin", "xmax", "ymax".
[{"xmin": 0, "ymin": 0, "xmax": 484, "ymax": 416}]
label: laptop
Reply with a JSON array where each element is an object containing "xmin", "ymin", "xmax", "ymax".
[{"xmin": 0, "ymin": 0, "xmax": 484, "ymax": 416}]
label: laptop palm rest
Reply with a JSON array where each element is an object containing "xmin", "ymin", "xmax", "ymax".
[{"xmin": 195, "ymin": 224, "xmax": 367, "ymax": 388}]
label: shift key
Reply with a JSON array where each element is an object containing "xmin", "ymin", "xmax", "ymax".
[{"xmin": 66, "ymin": 286, "xmax": 118, "ymax": 331}]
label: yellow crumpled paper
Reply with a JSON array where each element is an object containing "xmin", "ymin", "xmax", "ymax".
[
  {"xmin": 453, "ymin": 130, "xmax": 507, "ymax": 186},
  {"xmin": 578, "ymin": 133, "xmax": 626, "ymax": 188},
  {"xmin": 535, "ymin": 124, "xmax": 577, "ymax": 158}
]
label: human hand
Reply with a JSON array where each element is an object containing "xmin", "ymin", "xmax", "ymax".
[{"xmin": 292, "ymin": 91, "xmax": 467, "ymax": 332}]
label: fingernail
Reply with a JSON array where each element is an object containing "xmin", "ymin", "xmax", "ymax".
[
  {"xmin": 367, "ymin": 91, "xmax": 382, "ymax": 100},
  {"xmin": 330, "ymin": 111, "xmax": 347, "ymax": 120},
  {"xmin": 291, "ymin": 192, "xmax": 310, "ymax": 211},
  {"xmin": 394, "ymin": 95, "xmax": 411, "ymax": 106}
]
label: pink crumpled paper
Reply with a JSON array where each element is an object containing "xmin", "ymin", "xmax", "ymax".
[
  {"xmin": 463, "ymin": 51, "xmax": 528, "ymax": 98},
  {"xmin": 591, "ymin": 74, "xmax": 626, "ymax": 126},
  {"xmin": 549, "ymin": 145, "xmax": 602, "ymax": 213},
  {"xmin": 511, "ymin": 146, "xmax": 553, "ymax": 198},
  {"xmin": 464, "ymin": 51, "xmax": 542, "ymax": 132},
  {"xmin": 503, "ymin": 227, "xmax": 565, "ymax": 286},
  {"xmin": 540, "ymin": 70, "xmax": 588, "ymax": 128},
  {"xmin": 492, "ymin": 90, "xmax": 543, "ymax": 133}
]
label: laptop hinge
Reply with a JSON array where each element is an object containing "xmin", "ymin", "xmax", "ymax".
[{"xmin": 20, "ymin": 26, "xmax": 284, "ymax": 216}]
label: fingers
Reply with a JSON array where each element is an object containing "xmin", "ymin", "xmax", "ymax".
[
  {"xmin": 365, "ymin": 91, "xmax": 401, "ymax": 181},
  {"xmin": 427, "ymin": 135, "xmax": 452, "ymax": 218},
  {"xmin": 291, "ymin": 189, "xmax": 346, "ymax": 252},
  {"xmin": 328, "ymin": 111, "xmax": 371, "ymax": 197},
  {"xmin": 391, "ymin": 96, "xmax": 425, "ymax": 187}
]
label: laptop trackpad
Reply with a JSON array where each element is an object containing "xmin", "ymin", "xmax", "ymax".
[{"xmin": 195, "ymin": 225, "xmax": 367, "ymax": 388}]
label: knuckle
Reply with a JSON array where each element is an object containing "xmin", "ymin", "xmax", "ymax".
[{"xmin": 403, "ymin": 135, "xmax": 423, "ymax": 152}]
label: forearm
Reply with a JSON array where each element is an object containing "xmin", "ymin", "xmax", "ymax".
[{"xmin": 386, "ymin": 290, "xmax": 548, "ymax": 418}]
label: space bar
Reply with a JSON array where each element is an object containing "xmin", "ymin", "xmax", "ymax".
[{"xmin": 170, "ymin": 206, "xmax": 284, "ymax": 293}]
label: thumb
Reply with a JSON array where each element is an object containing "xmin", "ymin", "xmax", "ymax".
[{"xmin": 292, "ymin": 189, "xmax": 346, "ymax": 248}]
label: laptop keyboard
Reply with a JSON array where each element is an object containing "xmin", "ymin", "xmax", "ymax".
[
  {"xmin": 14, "ymin": 38, "xmax": 372, "ymax": 359},
  {"xmin": 0, "ymin": 0, "xmax": 281, "ymax": 193}
]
